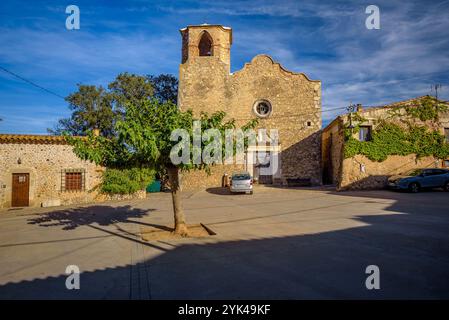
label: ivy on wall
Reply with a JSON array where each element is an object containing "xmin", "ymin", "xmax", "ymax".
[
  {"xmin": 405, "ymin": 96, "xmax": 448, "ymax": 121},
  {"xmin": 344, "ymin": 97, "xmax": 449, "ymax": 162}
]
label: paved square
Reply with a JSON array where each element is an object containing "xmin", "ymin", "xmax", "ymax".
[{"xmin": 0, "ymin": 187, "xmax": 448, "ymax": 299}]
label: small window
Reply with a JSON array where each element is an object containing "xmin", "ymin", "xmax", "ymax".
[
  {"xmin": 444, "ymin": 128, "xmax": 449, "ymax": 143},
  {"xmin": 306, "ymin": 121, "xmax": 312, "ymax": 127},
  {"xmin": 253, "ymin": 100, "xmax": 272, "ymax": 118},
  {"xmin": 359, "ymin": 126, "xmax": 372, "ymax": 141},
  {"xmin": 62, "ymin": 169, "xmax": 85, "ymax": 191}
]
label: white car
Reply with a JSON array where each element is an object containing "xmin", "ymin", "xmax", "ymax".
[{"xmin": 229, "ymin": 172, "xmax": 253, "ymax": 194}]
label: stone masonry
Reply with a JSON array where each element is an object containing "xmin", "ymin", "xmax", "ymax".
[
  {"xmin": 0, "ymin": 135, "xmax": 146, "ymax": 209},
  {"xmin": 322, "ymin": 96, "xmax": 449, "ymax": 190},
  {"xmin": 0, "ymin": 135, "xmax": 104, "ymax": 208},
  {"xmin": 178, "ymin": 24, "xmax": 322, "ymax": 190}
]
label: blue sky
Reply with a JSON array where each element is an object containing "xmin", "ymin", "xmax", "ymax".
[{"xmin": 0, "ymin": 0, "xmax": 448, "ymax": 133}]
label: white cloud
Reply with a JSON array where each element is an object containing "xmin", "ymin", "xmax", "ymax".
[
  {"xmin": 158, "ymin": 0, "xmax": 356, "ymax": 18},
  {"xmin": 0, "ymin": 27, "xmax": 179, "ymax": 86},
  {"xmin": 1, "ymin": 0, "xmax": 448, "ymax": 132},
  {"xmin": 224, "ymin": 0, "xmax": 449, "ymax": 122}
]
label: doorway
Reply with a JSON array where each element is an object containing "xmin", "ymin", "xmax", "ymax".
[
  {"xmin": 12, "ymin": 173, "xmax": 30, "ymax": 207},
  {"xmin": 249, "ymin": 150, "xmax": 280, "ymax": 184}
]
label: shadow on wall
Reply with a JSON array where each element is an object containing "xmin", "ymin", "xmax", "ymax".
[
  {"xmin": 1, "ymin": 191, "xmax": 449, "ymax": 299},
  {"xmin": 337, "ymin": 156, "xmax": 443, "ymax": 190},
  {"xmin": 339, "ymin": 175, "xmax": 391, "ymax": 190},
  {"xmin": 278, "ymin": 131, "xmax": 322, "ymax": 186}
]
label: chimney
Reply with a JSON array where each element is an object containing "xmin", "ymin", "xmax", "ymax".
[{"xmin": 356, "ymin": 104, "xmax": 363, "ymax": 112}]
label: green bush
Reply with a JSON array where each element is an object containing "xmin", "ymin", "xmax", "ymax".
[{"xmin": 101, "ymin": 168, "xmax": 155, "ymax": 194}]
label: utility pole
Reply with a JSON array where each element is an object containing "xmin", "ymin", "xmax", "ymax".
[{"xmin": 347, "ymin": 102, "xmax": 357, "ymax": 130}]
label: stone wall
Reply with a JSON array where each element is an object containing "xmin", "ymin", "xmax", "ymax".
[
  {"xmin": 98, "ymin": 190, "xmax": 147, "ymax": 202},
  {"xmin": 180, "ymin": 164, "xmax": 245, "ymax": 191},
  {"xmin": 322, "ymin": 97, "xmax": 449, "ymax": 190},
  {"xmin": 340, "ymin": 154, "xmax": 441, "ymax": 190},
  {"xmin": 321, "ymin": 117, "xmax": 344, "ymax": 186},
  {"xmin": 0, "ymin": 142, "xmax": 105, "ymax": 208},
  {"xmin": 178, "ymin": 25, "xmax": 322, "ymax": 190}
]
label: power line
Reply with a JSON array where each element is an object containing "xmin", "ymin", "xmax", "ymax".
[
  {"xmin": 0, "ymin": 66, "xmax": 66, "ymax": 100},
  {"xmin": 234, "ymin": 106, "xmax": 347, "ymax": 121},
  {"xmin": 0, "ymin": 65, "xmax": 350, "ymax": 120},
  {"xmin": 0, "ymin": 65, "xmax": 393, "ymax": 122}
]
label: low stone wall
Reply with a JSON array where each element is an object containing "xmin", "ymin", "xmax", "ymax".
[
  {"xmin": 339, "ymin": 154, "xmax": 441, "ymax": 190},
  {"xmin": 180, "ymin": 164, "xmax": 245, "ymax": 191},
  {"xmin": 96, "ymin": 190, "xmax": 147, "ymax": 202}
]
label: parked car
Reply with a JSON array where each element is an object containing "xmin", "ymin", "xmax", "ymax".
[
  {"xmin": 388, "ymin": 168, "xmax": 449, "ymax": 193},
  {"xmin": 229, "ymin": 172, "xmax": 253, "ymax": 194}
]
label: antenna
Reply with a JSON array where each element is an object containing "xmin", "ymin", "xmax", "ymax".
[
  {"xmin": 347, "ymin": 102, "xmax": 356, "ymax": 129},
  {"xmin": 431, "ymin": 84, "xmax": 442, "ymax": 100}
]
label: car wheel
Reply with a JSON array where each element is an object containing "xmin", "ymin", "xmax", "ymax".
[
  {"xmin": 444, "ymin": 181, "xmax": 449, "ymax": 192},
  {"xmin": 408, "ymin": 182, "xmax": 420, "ymax": 193}
]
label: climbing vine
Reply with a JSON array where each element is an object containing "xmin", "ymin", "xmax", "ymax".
[
  {"xmin": 405, "ymin": 96, "xmax": 448, "ymax": 121},
  {"xmin": 344, "ymin": 97, "xmax": 449, "ymax": 162}
]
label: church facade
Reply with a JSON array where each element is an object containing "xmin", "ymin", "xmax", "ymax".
[{"xmin": 178, "ymin": 24, "xmax": 322, "ymax": 190}]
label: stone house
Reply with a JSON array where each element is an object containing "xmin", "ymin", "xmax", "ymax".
[
  {"xmin": 322, "ymin": 96, "xmax": 449, "ymax": 190},
  {"xmin": 0, "ymin": 134, "xmax": 105, "ymax": 208},
  {"xmin": 178, "ymin": 24, "xmax": 322, "ymax": 190}
]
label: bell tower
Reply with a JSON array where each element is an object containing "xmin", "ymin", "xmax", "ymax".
[{"xmin": 180, "ymin": 24, "xmax": 232, "ymax": 68}]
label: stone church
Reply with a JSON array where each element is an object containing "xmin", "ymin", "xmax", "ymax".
[
  {"xmin": 178, "ymin": 24, "xmax": 322, "ymax": 190},
  {"xmin": 0, "ymin": 23, "xmax": 323, "ymax": 209}
]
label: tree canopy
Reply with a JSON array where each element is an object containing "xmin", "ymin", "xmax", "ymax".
[
  {"xmin": 49, "ymin": 73, "xmax": 178, "ymax": 137},
  {"xmin": 66, "ymin": 98, "xmax": 257, "ymax": 235}
]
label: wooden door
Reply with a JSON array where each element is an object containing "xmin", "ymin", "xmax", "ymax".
[{"xmin": 12, "ymin": 173, "xmax": 30, "ymax": 207}]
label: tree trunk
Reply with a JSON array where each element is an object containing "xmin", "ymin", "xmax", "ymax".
[{"xmin": 167, "ymin": 166, "xmax": 189, "ymax": 236}]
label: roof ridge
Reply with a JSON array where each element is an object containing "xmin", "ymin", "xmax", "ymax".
[{"xmin": 0, "ymin": 134, "xmax": 77, "ymax": 145}]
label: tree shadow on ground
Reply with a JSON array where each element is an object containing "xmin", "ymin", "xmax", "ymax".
[
  {"xmin": 27, "ymin": 205, "xmax": 156, "ymax": 230},
  {"xmin": 206, "ymin": 187, "xmax": 253, "ymax": 196},
  {"xmin": 205, "ymin": 187, "xmax": 232, "ymax": 195},
  {"xmin": 1, "ymin": 189, "xmax": 448, "ymax": 299}
]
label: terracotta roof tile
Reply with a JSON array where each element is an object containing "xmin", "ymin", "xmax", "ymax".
[{"xmin": 0, "ymin": 134, "xmax": 72, "ymax": 145}]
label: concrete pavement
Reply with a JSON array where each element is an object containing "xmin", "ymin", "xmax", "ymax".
[{"xmin": 0, "ymin": 186, "xmax": 448, "ymax": 299}]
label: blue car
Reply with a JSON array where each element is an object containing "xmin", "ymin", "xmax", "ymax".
[{"xmin": 388, "ymin": 168, "xmax": 449, "ymax": 193}]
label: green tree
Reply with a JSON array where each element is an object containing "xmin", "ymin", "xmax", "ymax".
[
  {"xmin": 49, "ymin": 73, "xmax": 176, "ymax": 137},
  {"xmin": 49, "ymin": 85, "xmax": 115, "ymax": 137},
  {"xmin": 109, "ymin": 72, "xmax": 154, "ymax": 112},
  {"xmin": 67, "ymin": 99, "xmax": 256, "ymax": 236},
  {"xmin": 148, "ymin": 74, "xmax": 178, "ymax": 104}
]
